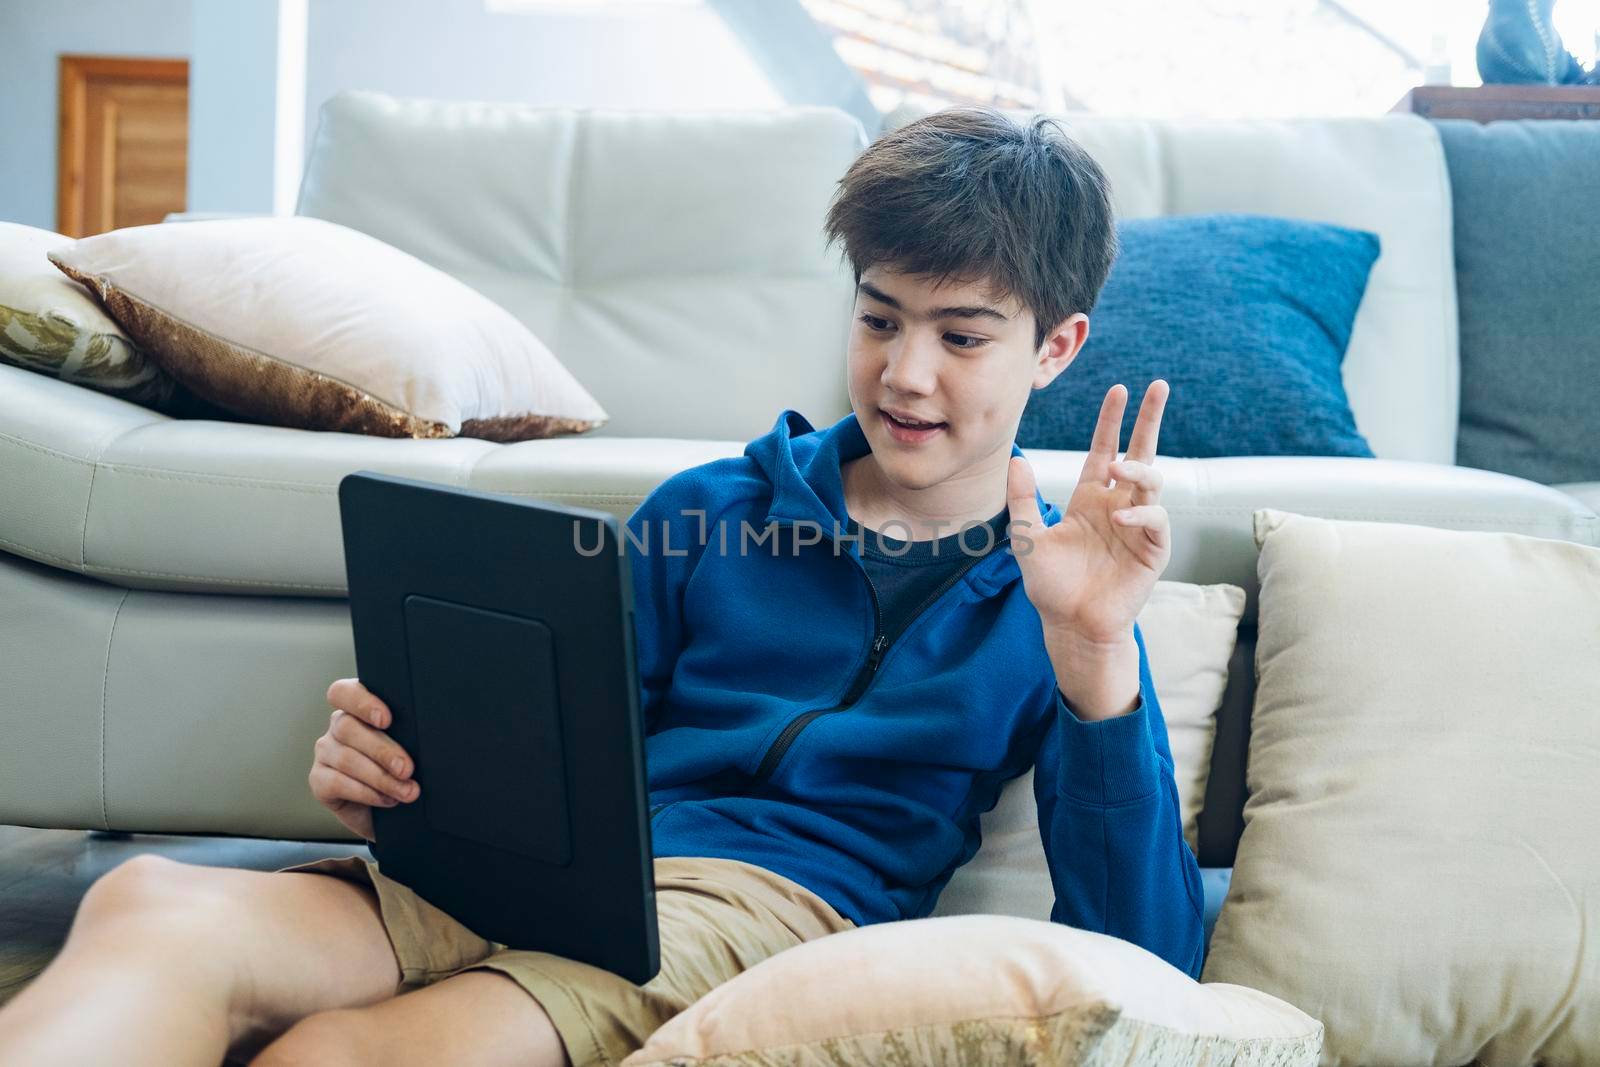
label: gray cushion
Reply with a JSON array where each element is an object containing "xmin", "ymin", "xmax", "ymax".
[{"xmin": 1436, "ymin": 119, "xmax": 1600, "ymax": 486}]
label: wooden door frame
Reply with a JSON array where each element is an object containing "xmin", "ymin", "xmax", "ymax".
[{"xmin": 57, "ymin": 54, "xmax": 189, "ymax": 237}]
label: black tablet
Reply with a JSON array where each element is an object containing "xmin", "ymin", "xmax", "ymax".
[{"xmin": 337, "ymin": 470, "xmax": 659, "ymax": 985}]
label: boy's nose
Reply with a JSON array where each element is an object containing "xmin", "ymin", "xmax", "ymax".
[{"xmin": 880, "ymin": 342, "xmax": 941, "ymax": 397}]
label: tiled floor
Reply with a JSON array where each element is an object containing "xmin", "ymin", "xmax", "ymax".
[{"xmin": 0, "ymin": 824, "xmax": 369, "ymax": 1011}]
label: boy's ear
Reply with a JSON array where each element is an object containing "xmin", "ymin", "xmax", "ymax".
[{"xmin": 1033, "ymin": 312, "xmax": 1090, "ymax": 390}]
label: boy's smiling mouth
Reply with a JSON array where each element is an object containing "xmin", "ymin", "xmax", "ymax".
[{"xmin": 880, "ymin": 407, "xmax": 948, "ymax": 443}]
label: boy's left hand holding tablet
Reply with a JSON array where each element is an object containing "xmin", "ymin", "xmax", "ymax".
[
  {"xmin": 1006, "ymin": 379, "xmax": 1173, "ymax": 723},
  {"xmin": 312, "ymin": 677, "xmax": 423, "ymax": 841}
]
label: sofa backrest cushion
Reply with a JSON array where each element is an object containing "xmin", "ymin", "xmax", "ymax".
[
  {"xmin": 301, "ymin": 96, "xmax": 1456, "ymax": 460},
  {"xmin": 295, "ymin": 90, "xmax": 865, "ymax": 441},
  {"xmin": 882, "ymin": 106, "xmax": 1459, "ymax": 465},
  {"xmin": 1436, "ymin": 118, "xmax": 1600, "ymax": 486}
]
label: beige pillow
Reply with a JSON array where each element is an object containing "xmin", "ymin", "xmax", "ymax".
[
  {"xmin": 1202, "ymin": 509, "xmax": 1600, "ymax": 1066},
  {"xmin": 933, "ymin": 580, "xmax": 1245, "ymax": 920},
  {"xmin": 0, "ymin": 221, "xmax": 179, "ymax": 408},
  {"xmin": 48, "ymin": 216, "xmax": 608, "ymax": 440},
  {"xmin": 622, "ymin": 913, "xmax": 1322, "ymax": 1066}
]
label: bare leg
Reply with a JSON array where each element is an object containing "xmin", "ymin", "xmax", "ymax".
[
  {"xmin": 0, "ymin": 853, "xmax": 403, "ymax": 1067},
  {"xmin": 247, "ymin": 970, "xmax": 571, "ymax": 1067}
]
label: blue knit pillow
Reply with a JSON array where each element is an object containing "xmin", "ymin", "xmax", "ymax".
[{"xmin": 1019, "ymin": 214, "xmax": 1379, "ymax": 459}]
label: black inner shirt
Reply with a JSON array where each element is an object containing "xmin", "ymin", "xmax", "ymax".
[{"xmin": 844, "ymin": 506, "xmax": 1011, "ymax": 642}]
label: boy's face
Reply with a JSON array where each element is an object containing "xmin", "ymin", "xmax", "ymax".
[{"xmin": 846, "ymin": 263, "xmax": 1087, "ymax": 495}]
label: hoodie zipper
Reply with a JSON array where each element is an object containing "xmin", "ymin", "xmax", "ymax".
[{"xmin": 750, "ymin": 531, "xmax": 1010, "ymax": 784}]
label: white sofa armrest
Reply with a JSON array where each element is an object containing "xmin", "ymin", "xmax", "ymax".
[{"xmin": 1026, "ymin": 451, "xmax": 1600, "ymax": 621}]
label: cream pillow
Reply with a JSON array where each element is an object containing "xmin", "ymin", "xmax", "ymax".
[
  {"xmin": 1203, "ymin": 509, "xmax": 1600, "ymax": 1066},
  {"xmin": 933, "ymin": 580, "xmax": 1245, "ymax": 920},
  {"xmin": 49, "ymin": 216, "xmax": 608, "ymax": 440},
  {"xmin": 0, "ymin": 221, "xmax": 179, "ymax": 408},
  {"xmin": 622, "ymin": 913, "xmax": 1322, "ymax": 1066}
]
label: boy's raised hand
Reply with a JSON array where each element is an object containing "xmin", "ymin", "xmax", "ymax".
[{"xmin": 1006, "ymin": 380, "xmax": 1172, "ymax": 650}]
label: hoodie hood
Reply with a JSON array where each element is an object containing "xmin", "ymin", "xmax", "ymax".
[{"xmin": 743, "ymin": 407, "xmax": 1062, "ymax": 593}]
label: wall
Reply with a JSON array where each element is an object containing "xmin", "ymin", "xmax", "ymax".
[
  {"xmin": 1, "ymin": 0, "xmax": 778, "ymax": 225},
  {"xmin": 0, "ymin": 0, "xmax": 193, "ymax": 230},
  {"xmin": 187, "ymin": 0, "xmax": 308, "ymax": 217},
  {"xmin": 301, "ymin": 0, "xmax": 780, "ymax": 157}
]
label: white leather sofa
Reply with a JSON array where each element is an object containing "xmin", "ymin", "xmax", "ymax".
[{"xmin": 1, "ymin": 93, "xmax": 1595, "ymax": 926}]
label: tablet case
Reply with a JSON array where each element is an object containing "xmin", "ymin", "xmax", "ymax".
[{"xmin": 338, "ymin": 470, "xmax": 659, "ymax": 984}]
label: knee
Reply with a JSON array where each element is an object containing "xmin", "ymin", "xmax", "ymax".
[
  {"xmin": 75, "ymin": 853, "xmax": 226, "ymax": 933},
  {"xmin": 246, "ymin": 1009, "xmax": 382, "ymax": 1067}
]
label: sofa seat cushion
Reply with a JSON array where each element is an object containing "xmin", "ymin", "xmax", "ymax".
[
  {"xmin": 2, "ymin": 363, "xmax": 1596, "ymax": 598},
  {"xmin": 1557, "ymin": 481, "xmax": 1600, "ymax": 514},
  {"xmin": 0, "ymin": 361, "xmax": 745, "ymax": 595}
]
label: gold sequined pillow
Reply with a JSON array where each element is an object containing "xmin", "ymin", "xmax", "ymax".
[
  {"xmin": 0, "ymin": 221, "xmax": 184, "ymax": 410},
  {"xmin": 48, "ymin": 216, "xmax": 608, "ymax": 440},
  {"xmin": 621, "ymin": 914, "xmax": 1322, "ymax": 1067}
]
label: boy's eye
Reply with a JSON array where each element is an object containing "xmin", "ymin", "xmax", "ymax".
[
  {"xmin": 858, "ymin": 313, "xmax": 893, "ymax": 332},
  {"xmin": 944, "ymin": 332, "xmax": 988, "ymax": 350}
]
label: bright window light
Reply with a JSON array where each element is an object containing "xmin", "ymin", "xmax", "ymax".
[{"xmin": 486, "ymin": 0, "xmax": 701, "ymax": 11}]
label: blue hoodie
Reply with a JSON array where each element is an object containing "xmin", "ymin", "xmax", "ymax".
[{"xmin": 633, "ymin": 407, "xmax": 1206, "ymax": 979}]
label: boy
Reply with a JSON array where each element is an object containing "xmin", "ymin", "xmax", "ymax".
[{"xmin": 0, "ymin": 107, "xmax": 1202, "ymax": 1067}]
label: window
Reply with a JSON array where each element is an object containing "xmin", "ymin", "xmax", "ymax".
[
  {"xmin": 800, "ymin": 0, "xmax": 1057, "ymax": 114},
  {"xmin": 804, "ymin": 0, "xmax": 1600, "ymax": 119}
]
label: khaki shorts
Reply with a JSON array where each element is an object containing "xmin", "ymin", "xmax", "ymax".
[{"xmin": 275, "ymin": 853, "xmax": 854, "ymax": 1067}]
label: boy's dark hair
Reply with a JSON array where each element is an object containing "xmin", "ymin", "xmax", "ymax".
[{"xmin": 822, "ymin": 107, "xmax": 1117, "ymax": 351}]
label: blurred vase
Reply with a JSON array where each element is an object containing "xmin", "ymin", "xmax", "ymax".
[
  {"xmin": 1424, "ymin": 31, "xmax": 1453, "ymax": 84},
  {"xmin": 1476, "ymin": 0, "xmax": 1589, "ymax": 84}
]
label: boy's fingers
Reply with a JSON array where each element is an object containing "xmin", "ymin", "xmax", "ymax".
[
  {"xmin": 1112, "ymin": 504, "xmax": 1171, "ymax": 546},
  {"xmin": 316, "ymin": 735, "xmax": 419, "ymax": 802},
  {"xmin": 326, "ymin": 678, "xmax": 390, "ymax": 729},
  {"xmin": 1124, "ymin": 380, "xmax": 1168, "ymax": 466},
  {"xmin": 1109, "ymin": 458, "xmax": 1163, "ymax": 505},
  {"xmin": 1006, "ymin": 456, "xmax": 1043, "ymax": 531},
  {"xmin": 311, "ymin": 764, "xmax": 400, "ymax": 809},
  {"xmin": 1080, "ymin": 384, "xmax": 1128, "ymax": 486},
  {"xmin": 329, "ymin": 709, "xmax": 413, "ymax": 778}
]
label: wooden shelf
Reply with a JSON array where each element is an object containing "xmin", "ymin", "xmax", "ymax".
[{"xmin": 1391, "ymin": 84, "xmax": 1600, "ymax": 122}]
